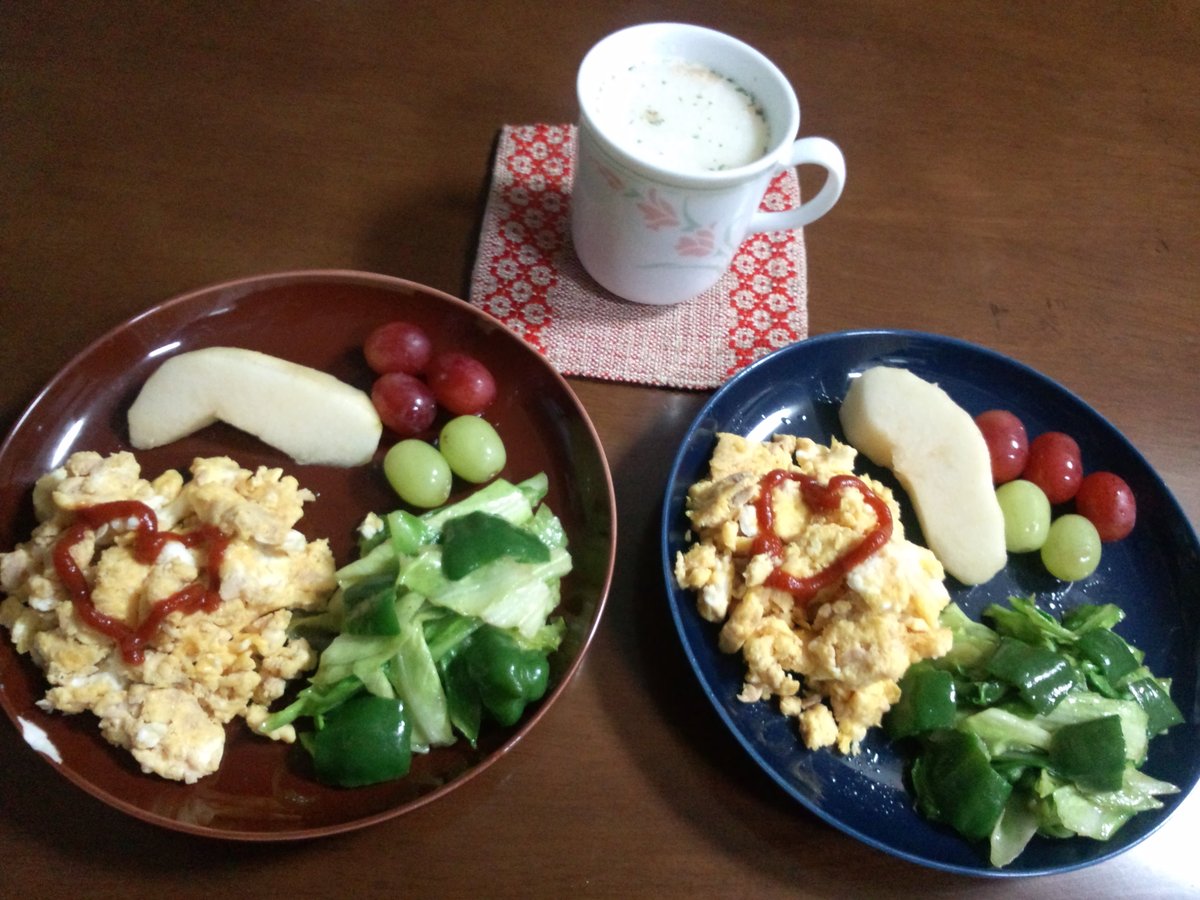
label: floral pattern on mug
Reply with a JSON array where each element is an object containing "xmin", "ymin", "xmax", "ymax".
[
  {"xmin": 636, "ymin": 188, "xmax": 680, "ymax": 231},
  {"xmin": 676, "ymin": 228, "xmax": 717, "ymax": 257},
  {"xmin": 592, "ymin": 158, "xmax": 738, "ymax": 263}
]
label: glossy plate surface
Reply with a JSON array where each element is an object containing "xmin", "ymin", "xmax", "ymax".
[
  {"xmin": 0, "ymin": 270, "xmax": 616, "ymax": 840},
  {"xmin": 661, "ymin": 330, "xmax": 1199, "ymax": 877}
]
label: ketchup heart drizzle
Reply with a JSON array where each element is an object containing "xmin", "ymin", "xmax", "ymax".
[
  {"xmin": 751, "ymin": 469, "xmax": 893, "ymax": 603},
  {"xmin": 52, "ymin": 500, "xmax": 230, "ymax": 665}
]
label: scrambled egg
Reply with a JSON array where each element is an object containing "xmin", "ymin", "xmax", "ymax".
[
  {"xmin": 675, "ymin": 433, "xmax": 952, "ymax": 754},
  {"xmin": 0, "ymin": 451, "xmax": 335, "ymax": 783}
]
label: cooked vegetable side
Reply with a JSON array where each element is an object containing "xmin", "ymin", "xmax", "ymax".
[
  {"xmin": 266, "ymin": 473, "xmax": 572, "ymax": 786},
  {"xmin": 886, "ymin": 595, "xmax": 1183, "ymax": 867}
]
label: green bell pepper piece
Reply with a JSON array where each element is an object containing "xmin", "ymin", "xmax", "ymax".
[
  {"xmin": 440, "ymin": 511, "xmax": 550, "ymax": 581},
  {"xmin": 1076, "ymin": 628, "xmax": 1140, "ymax": 682},
  {"xmin": 388, "ymin": 508, "xmax": 433, "ymax": 556},
  {"xmin": 985, "ymin": 637, "xmax": 1079, "ymax": 715},
  {"xmin": 309, "ymin": 693, "xmax": 412, "ymax": 787},
  {"xmin": 441, "ymin": 624, "xmax": 551, "ymax": 742},
  {"xmin": 439, "ymin": 647, "xmax": 484, "ymax": 746},
  {"xmin": 420, "ymin": 474, "xmax": 545, "ymax": 538},
  {"xmin": 466, "ymin": 625, "xmax": 550, "ymax": 726},
  {"xmin": 990, "ymin": 749, "xmax": 1051, "ymax": 785},
  {"xmin": 955, "ymin": 676, "xmax": 1009, "ymax": 709},
  {"xmin": 1124, "ymin": 676, "xmax": 1184, "ymax": 735},
  {"xmin": 1048, "ymin": 715, "xmax": 1126, "ymax": 791},
  {"xmin": 886, "ymin": 663, "xmax": 958, "ymax": 740},
  {"xmin": 342, "ymin": 573, "xmax": 401, "ymax": 636},
  {"xmin": 911, "ymin": 729, "xmax": 1012, "ymax": 841}
]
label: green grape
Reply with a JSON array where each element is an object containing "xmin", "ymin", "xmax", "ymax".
[
  {"xmin": 995, "ymin": 479, "xmax": 1051, "ymax": 553},
  {"xmin": 383, "ymin": 439, "xmax": 452, "ymax": 508},
  {"xmin": 1040, "ymin": 514, "xmax": 1102, "ymax": 581},
  {"xmin": 438, "ymin": 415, "xmax": 506, "ymax": 484}
]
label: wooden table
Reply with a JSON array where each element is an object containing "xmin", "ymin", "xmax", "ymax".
[{"xmin": 2, "ymin": 2, "xmax": 1196, "ymax": 896}]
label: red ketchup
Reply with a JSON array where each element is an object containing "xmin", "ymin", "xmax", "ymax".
[
  {"xmin": 52, "ymin": 500, "xmax": 229, "ymax": 665},
  {"xmin": 751, "ymin": 470, "xmax": 893, "ymax": 603}
]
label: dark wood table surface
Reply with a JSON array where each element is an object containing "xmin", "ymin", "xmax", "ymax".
[{"xmin": 2, "ymin": 2, "xmax": 1197, "ymax": 897}]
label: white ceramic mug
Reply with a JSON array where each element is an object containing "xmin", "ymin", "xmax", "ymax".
[{"xmin": 571, "ymin": 23, "xmax": 845, "ymax": 305}]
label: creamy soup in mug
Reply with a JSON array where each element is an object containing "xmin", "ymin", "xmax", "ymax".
[{"xmin": 588, "ymin": 57, "xmax": 771, "ymax": 173}]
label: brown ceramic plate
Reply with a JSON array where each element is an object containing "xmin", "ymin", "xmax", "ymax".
[{"xmin": 0, "ymin": 270, "xmax": 616, "ymax": 840}]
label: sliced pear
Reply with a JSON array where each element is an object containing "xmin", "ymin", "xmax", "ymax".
[
  {"xmin": 128, "ymin": 347, "xmax": 381, "ymax": 466},
  {"xmin": 839, "ymin": 365, "xmax": 1006, "ymax": 585}
]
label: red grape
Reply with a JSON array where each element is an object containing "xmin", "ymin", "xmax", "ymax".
[
  {"xmin": 371, "ymin": 372, "xmax": 437, "ymax": 436},
  {"xmin": 1075, "ymin": 471, "xmax": 1137, "ymax": 541},
  {"xmin": 364, "ymin": 321, "xmax": 433, "ymax": 375},
  {"xmin": 426, "ymin": 352, "xmax": 496, "ymax": 415},
  {"xmin": 1022, "ymin": 431, "xmax": 1083, "ymax": 504},
  {"xmin": 974, "ymin": 409, "xmax": 1029, "ymax": 484}
]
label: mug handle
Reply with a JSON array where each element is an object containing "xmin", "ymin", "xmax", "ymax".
[{"xmin": 747, "ymin": 137, "xmax": 846, "ymax": 234}]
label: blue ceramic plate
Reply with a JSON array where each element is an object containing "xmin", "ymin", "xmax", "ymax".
[{"xmin": 660, "ymin": 330, "xmax": 1200, "ymax": 877}]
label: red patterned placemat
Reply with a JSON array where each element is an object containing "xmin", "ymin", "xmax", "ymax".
[{"xmin": 469, "ymin": 124, "xmax": 807, "ymax": 390}]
